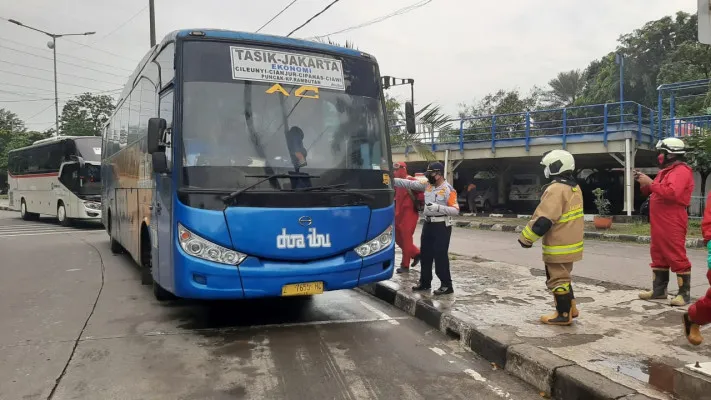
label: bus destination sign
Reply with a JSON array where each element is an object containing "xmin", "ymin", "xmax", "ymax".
[{"xmin": 230, "ymin": 46, "xmax": 346, "ymax": 91}]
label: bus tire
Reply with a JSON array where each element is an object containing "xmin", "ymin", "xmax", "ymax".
[
  {"xmin": 57, "ymin": 202, "xmax": 72, "ymax": 227},
  {"xmin": 20, "ymin": 199, "xmax": 38, "ymax": 221},
  {"xmin": 140, "ymin": 225, "xmax": 153, "ymax": 286},
  {"xmin": 110, "ymin": 238, "xmax": 123, "ymax": 254}
]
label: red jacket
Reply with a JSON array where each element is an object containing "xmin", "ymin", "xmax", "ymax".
[{"xmin": 395, "ymin": 176, "xmax": 424, "ymax": 220}]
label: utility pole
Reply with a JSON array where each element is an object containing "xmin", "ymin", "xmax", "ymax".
[
  {"xmin": 7, "ymin": 19, "xmax": 94, "ymax": 136},
  {"xmin": 149, "ymin": 0, "xmax": 156, "ymax": 47}
]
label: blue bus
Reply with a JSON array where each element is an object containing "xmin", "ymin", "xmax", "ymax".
[{"xmin": 101, "ymin": 29, "xmax": 409, "ymax": 300}]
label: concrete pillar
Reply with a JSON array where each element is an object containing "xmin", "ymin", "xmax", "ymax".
[
  {"xmin": 498, "ymin": 168, "xmax": 511, "ymax": 206},
  {"xmin": 623, "ymin": 138, "xmax": 635, "ymax": 216}
]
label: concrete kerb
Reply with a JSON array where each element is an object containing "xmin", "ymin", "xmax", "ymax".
[
  {"xmin": 430, "ymin": 218, "xmax": 705, "ymax": 249},
  {"xmin": 360, "ymin": 281, "xmax": 655, "ymax": 400}
]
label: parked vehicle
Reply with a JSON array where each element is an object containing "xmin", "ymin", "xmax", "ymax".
[
  {"xmin": 508, "ymin": 173, "xmax": 543, "ymax": 211},
  {"xmin": 458, "ymin": 172, "xmax": 498, "ymax": 213}
]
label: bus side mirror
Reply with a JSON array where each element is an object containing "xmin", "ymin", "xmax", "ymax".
[
  {"xmin": 70, "ymin": 155, "xmax": 85, "ymax": 168},
  {"xmin": 405, "ymin": 101, "xmax": 416, "ymax": 134},
  {"xmin": 152, "ymin": 152, "xmax": 168, "ymax": 174},
  {"xmin": 148, "ymin": 118, "xmax": 167, "ymax": 154}
]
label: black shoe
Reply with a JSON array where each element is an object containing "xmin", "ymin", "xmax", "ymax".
[
  {"xmin": 412, "ymin": 284, "xmax": 431, "ymax": 291},
  {"xmin": 396, "ymin": 267, "xmax": 410, "ymax": 274},
  {"xmin": 433, "ymin": 286, "xmax": 454, "ymax": 295},
  {"xmin": 411, "ymin": 254, "xmax": 421, "ymax": 268}
]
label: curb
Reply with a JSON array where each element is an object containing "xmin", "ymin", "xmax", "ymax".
[
  {"xmin": 468, "ymin": 212, "xmax": 647, "ymax": 224},
  {"xmin": 430, "ymin": 218, "xmax": 705, "ymax": 249},
  {"xmin": 359, "ymin": 281, "xmax": 660, "ymax": 400},
  {"xmin": 0, "ymin": 206, "xmax": 10, "ymax": 211}
]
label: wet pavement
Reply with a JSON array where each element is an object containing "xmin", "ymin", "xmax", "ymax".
[
  {"xmin": 391, "ymin": 248, "xmax": 711, "ymax": 399},
  {"xmin": 413, "ymin": 224, "xmax": 710, "ymax": 298},
  {"xmin": 0, "ymin": 210, "xmax": 540, "ymax": 400}
]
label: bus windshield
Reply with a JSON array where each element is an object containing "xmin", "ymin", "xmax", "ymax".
[{"xmin": 180, "ymin": 41, "xmax": 389, "ymax": 191}]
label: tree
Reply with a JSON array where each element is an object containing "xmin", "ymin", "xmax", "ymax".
[
  {"xmin": 685, "ymin": 132, "xmax": 711, "ymax": 215},
  {"xmin": 60, "ymin": 93, "xmax": 115, "ymax": 136},
  {"xmin": 0, "ymin": 109, "xmax": 25, "ymax": 133},
  {"xmin": 545, "ymin": 69, "xmax": 586, "ymax": 107},
  {"xmin": 385, "ymin": 94, "xmax": 404, "ymax": 126},
  {"xmin": 576, "ymin": 11, "xmax": 709, "ymax": 117},
  {"xmin": 458, "ymin": 88, "xmax": 544, "ymax": 140}
]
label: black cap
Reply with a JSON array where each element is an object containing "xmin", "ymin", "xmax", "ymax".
[{"xmin": 427, "ymin": 162, "xmax": 444, "ymax": 172}]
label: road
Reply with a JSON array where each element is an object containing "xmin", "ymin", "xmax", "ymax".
[
  {"xmin": 0, "ymin": 210, "xmax": 539, "ymax": 400},
  {"xmin": 412, "ymin": 225, "xmax": 710, "ymax": 297}
]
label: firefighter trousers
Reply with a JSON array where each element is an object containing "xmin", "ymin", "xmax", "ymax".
[
  {"xmin": 419, "ymin": 221, "xmax": 452, "ymax": 287},
  {"xmin": 545, "ymin": 262, "xmax": 573, "ymax": 290}
]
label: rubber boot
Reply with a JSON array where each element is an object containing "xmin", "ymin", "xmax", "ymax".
[
  {"xmin": 683, "ymin": 312, "xmax": 703, "ymax": 346},
  {"xmin": 671, "ymin": 273, "xmax": 691, "ymax": 307},
  {"xmin": 570, "ymin": 283, "xmax": 579, "ymax": 319},
  {"xmin": 541, "ymin": 289, "xmax": 573, "ymax": 326},
  {"xmin": 639, "ymin": 269, "xmax": 669, "ymax": 300}
]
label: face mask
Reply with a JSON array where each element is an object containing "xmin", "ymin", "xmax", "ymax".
[
  {"xmin": 426, "ymin": 173, "xmax": 437, "ymax": 185},
  {"xmin": 657, "ymin": 153, "xmax": 666, "ymax": 166}
]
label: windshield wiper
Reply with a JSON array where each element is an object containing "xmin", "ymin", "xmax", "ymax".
[
  {"xmin": 221, "ymin": 173, "xmax": 320, "ymax": 204},
  {"xmin": 294, "ymin": 184, "xmax": 375, "ymax": 200}
]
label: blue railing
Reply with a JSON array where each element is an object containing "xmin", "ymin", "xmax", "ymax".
[
  {"xmin": 391, "ymin": 101, "xmax": 657, "ymax": 152},
  {"xmin": 660, "ymin": 115, "xmax": 711, "ymax": 138}
]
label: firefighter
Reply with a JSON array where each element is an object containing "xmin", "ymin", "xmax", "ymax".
[
  {"xmin": 393, "ymin": 162, "xmax": 460, "ymax": 295},
  {"xmin": 393, "ymin": 162, "xmax": 423, "ymax": 273},
  {"xmin": 636, "ymin": 137, "xmax": 695, "ymax": 306},
  {"xmin": 518, "ymin": 150, "xmax": 584, "ymax": 326},
  {"xmin": 683, "ymin": 190, "xmax": 711, "ymax": 345}
]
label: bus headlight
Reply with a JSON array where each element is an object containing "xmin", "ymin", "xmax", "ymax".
[
  {"xmin": 178, "ymin": 223, "xmax": 246, "ymax": 266},
  {"xmin": 84, "ymin": 201, "xmax": 101, "ymax": 210},
  {"xmin": 354, "ymin": 225, "xmax": 393, "ymax": 257}
]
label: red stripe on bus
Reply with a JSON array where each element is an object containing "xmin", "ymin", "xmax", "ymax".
[{"xmin": 8, "ymin": 172, "xmax": 59, "ymax": 178}]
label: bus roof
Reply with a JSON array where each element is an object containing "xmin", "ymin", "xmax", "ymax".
[
  {"xmin": 113, "ymin": 29, "xmax": 376, "ymax": 117},
  {"xmin": 9, "ymin": 135, "xmax": 98, "ymax": 154}
]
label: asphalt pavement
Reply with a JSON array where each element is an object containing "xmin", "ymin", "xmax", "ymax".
[
  {"xmin": 413, "ymin": 225, "xmax": 711, "ymax": 298},
  {"xmin": 0, "ymin": 209, "xmax": 539, "ymax": 400}
]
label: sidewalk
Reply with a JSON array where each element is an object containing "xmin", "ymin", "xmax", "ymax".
[
  {"xmin": 416, "ymin": 225, "xmax": 709, "ymax": 298},
  {"xmin": 361, "ymin": 250, "xmax": 711, "ymax": 399}
]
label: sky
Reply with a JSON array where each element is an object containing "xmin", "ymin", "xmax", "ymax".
[{"xmin": 0, "ymin": 0, "xmax": 698, "ymax": 132}]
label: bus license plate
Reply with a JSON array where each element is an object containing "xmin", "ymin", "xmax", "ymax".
[{"xmin": 281, "ymin": 281, "xmax": 324, "ymax": 296}]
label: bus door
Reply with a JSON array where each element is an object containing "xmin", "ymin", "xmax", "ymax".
[{"xmin": 56, "ymin": 162, "xmax": 78, "ymax": 215}]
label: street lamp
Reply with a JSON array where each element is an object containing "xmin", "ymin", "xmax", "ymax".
[
  {"xmin": 7, "ymin": 19, "xmax": 95, "ymax": 136},
  {"xmin": 615, "ymin": 52, "xmax": 625, "ymax": 123}
]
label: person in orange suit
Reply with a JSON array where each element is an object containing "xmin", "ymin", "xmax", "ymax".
[
  {"xmin": 393, "ymin": 162, "xmax": 423, "ymax": 273},
  {"xmin": 636, "ymin": 138, "xmax": 695, "ymax": 307},
  {"xmin": 683, "ymin": 189, "xmax": 711, "ymax": 345}
]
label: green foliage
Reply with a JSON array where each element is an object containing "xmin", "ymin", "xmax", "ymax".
[
  {"xmin": 0, "ymin": 109, "xmax": 25, "ymax": 133},
  {"xmin": 592, "ymin": 187, "xmax": 611, "ymax": 216},
  {"xmin": 60, "ymin": 93, "xmax": 115, "ymax": 137},
  {"xmin": 545, "ymin": 69, "xmax": 586, "ymax": 107},
  {"xmin": 577, "ymin": 11, "xmax": 710, "ymax": 116},
  {"xmin": 458, "ymin": 88, "xmax": 544, "ymax": 140},
  {"xmin": 0, "ymin": 129, "xmax": 51, "ymax": 189}
]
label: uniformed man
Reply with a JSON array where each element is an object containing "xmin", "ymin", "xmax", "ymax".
[
  {"xmin": 518, "ymin": 150, "xmax": 584, "ymax": 326},
  {"xmin": 393, "ymin": 162, "xmax": 460, "ymax": 295}
]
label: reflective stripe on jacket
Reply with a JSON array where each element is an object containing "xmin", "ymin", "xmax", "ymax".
[{"xmin": 519, "ymin": 181, "xmax": 584, "ymax": 263}]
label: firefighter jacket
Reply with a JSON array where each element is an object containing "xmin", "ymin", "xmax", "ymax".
[{"xmin": 518, "ymin": 177, "xmax": 584, "ymax": 263}]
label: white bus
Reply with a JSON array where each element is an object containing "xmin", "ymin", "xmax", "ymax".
[{"xmin": 7, "ymin": 136, "xmax": 102, "ymax": 225}]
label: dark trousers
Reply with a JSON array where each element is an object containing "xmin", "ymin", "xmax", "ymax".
[{"xmin": 419, "ymin": 221, "xmax": 453, "ymax": 287}]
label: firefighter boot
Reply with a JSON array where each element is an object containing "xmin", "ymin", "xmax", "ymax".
[
  {"xmin": 671, "ymin": 273, "xmax": 691, "ymax": 307},
  {"xmin": 570, "ymin": 283, "xmax": 579, "ymax": 319},
  {"xmin": 639, "ymin": 269, "xmax": 669, "ymax": 300},
  {"xmin": 541, "ymin": 286, "xmax": 573, "ymax": 326},
  {"xmin": 683, "ymin": 312, "xmax": 703, "ymax": 346}
]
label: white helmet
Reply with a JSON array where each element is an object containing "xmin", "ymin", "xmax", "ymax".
[
  {"xmin": 541, "ymin": 149, "xmax": 575, "ymax": 179},
  {"xmin": 656, "ymin": 137, "xmax": 687, "ymax": 154}
]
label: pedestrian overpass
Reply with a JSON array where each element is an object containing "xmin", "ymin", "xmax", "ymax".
[{"xmin": 392, "ymin": 99, "xmax": 711, "ymax": 215}]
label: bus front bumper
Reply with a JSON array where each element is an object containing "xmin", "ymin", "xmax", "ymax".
[{"xmin": 172, "ymin": 243, "xmax": 395, "ymax": 300}]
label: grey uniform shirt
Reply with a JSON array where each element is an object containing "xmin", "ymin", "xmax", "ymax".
[{"xmin": 393, "ymin": 178, "xmax": 460, "ymax": 217}]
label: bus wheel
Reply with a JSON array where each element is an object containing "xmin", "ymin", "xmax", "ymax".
[
  {"xmin": 57, "ymin": 202, "xmax": 72, "ymax": 227},
  {"xmin": 20, "ymin": 199, "xmax": 38, "ymax": 221},
  {"xmin": 108, "ymin": 214, "xmax": 123, "ymax": 254},
  {"xmin": 140, "ymin": 227, "xmax": 153, "ymax": 285}
]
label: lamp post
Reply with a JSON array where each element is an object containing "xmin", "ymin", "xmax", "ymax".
[
  {"xmin": 615, "ymin": 52, "xmax": 625, "ymax": 123},
  {"xmin": 7, "ymin": 19, "xmax": 95, "ymax": 136}
]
